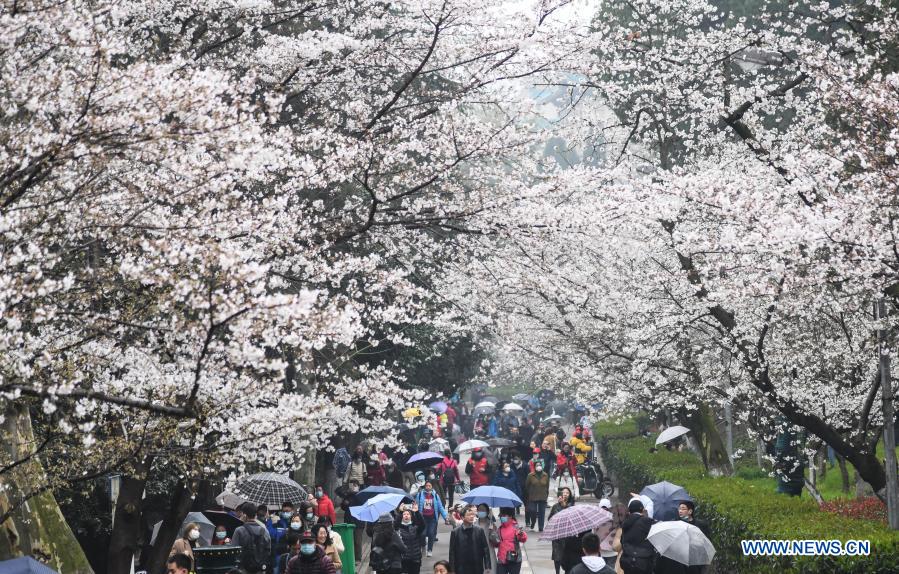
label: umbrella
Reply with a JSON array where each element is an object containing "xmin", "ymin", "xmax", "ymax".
[
  {"xmin": 647, "ymin": 521, "xmax": 715, "ymax": 565},
  {"xmin": 214, "ymin": 490, "xmax": 247, "ymax": 510},
  {"xmin": 640, "ymin": 481, "xmax": 693, "ymax": 521},
  {"xmin": 473, "ymin": 401, "xmax": 496, "ymax": 415},
  {"xmin": 0, "ymin": 558, "xmax": 58, "ymax": 574},
  {"xmin": 202, "ymin": 510, "xmax": 244, "ymax": 534},
  {"xmin": 542, "ymin": 413, "xmax": 563, "ymax": 424},
  {"xmin": 512, "ymin": 393, "xmax": 533, "ymax": 401},
  {"xmin": 349, "ymin": 493, "xmax": 407, "ymax": 522},
  {"xmin": 404, "ymin": 451, "xmax": 444, "ymax": 471},
  {"xmin": 352, "ymin": 485, "xmax": 413, "ymax": 505},
  {"xmin": 429, "ymin": 401, "xmax": 448, "ymax": 413},
  {"xmin": 461, "ymin": 485, "xmax": 522, "ymax": 507},
  {"xmin": 541, "ymin": 505, "xmax": 613, "ymax": 540},
  {"xmin": 546, "ymin": 400, "xmax": 569, "ymax": 413},
  {"xmin": 502, "ymin": 403, "xmax": 525, "ymax": 412},
  {"xmin": 151, "ymin": 511, "xmax": 215, "ymax": 546},
  {"xmin": 403, "ymin": 407, "xmax": 422, "ymax": 418},
  {"xmin": 455, "ymin": 439, "xmax": 491, "ymax": 453},
  {"xmin": 486, "ymin": 438, "xmax": 515, "ymax": 447},
  {"xmin": 483, "ymin": 395, "xmax": 499, "ymax": 404},
  {"xmin": 232, "ymin": 472, "xmax": 307, "ymax": 507},
  {"xmin": 429, "ymin": 438, "xmax": 450, "ymax": 452},
  {"xmin": 656, "ymin": 425, "xmax": 691, "ymax": 446}
]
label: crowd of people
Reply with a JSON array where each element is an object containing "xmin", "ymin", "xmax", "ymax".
[{"xmin": 163, "ymin": 391, "xmax": 710, "ymax": 574}]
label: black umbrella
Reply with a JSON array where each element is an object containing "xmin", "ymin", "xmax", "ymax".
[
  {"xmin": 351, "ymin": 485, "xmax": 414, "ymax": 505},
  {"xmin": 486, "ymin": 438, "xmax": 515, "ymax": 447},
  {"xmin": 202, "ymin": 510, "xmax": 244, "ymax": 536},
  {"xmin": 403, "ymin": 451, "xmax": 444, "ymax": 471}
]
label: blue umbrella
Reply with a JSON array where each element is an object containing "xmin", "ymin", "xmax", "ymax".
[
  {"xmin": 403, "ymin": 451, "xmax": 444, "ymax": 471},
  {"xmin": 0, "ymin": 557, "xmax": 59, "ymax": 574},
  {"xmin": 350, "ymin": 493, "xmax": 407, "ymax": 522},
  {"xmin": 461, "ymin": 485, "xmax": 523, "ymax": 507},
  {"xmin": 429, "ymin": 401, "xmax": 448, "ymax": 413},
  {"xmin": 352, "ymin": 485, "xmax": 413, "ymax": 505},
  {"xmin": 640, "ymin": 481, "xmax": 693, "ymax": 521}
]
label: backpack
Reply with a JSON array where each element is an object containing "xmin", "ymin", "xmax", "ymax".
[
  {"xmin": 238, "ymin": 527, "xmax": 269, "ymax": 573},
  {"xmin": 619, "ymin": 543, "xmax": 656, "ymax": 574},
  {"xmin": 370, "ymin": 546, "xmax": 391, "ymax": 572},
  {"xmin": 441, "ymin": 462, "xmax": 456, "ymax": 486}
]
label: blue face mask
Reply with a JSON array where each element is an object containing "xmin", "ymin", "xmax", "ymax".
[
  {"xmin": 282, "ymin": 512, "xmax": 292, "ymax": 520},
  {"xmin": 291, "ymin": 522, "xmax": 302, "ymax": 530},
  {"xmin": 215, "ymin": 531, "xmax": 227, "ymax": 539},
  {"xmin": 500, "ymin": 516, "xmax": 509, "ymax": 524},
  {"xmin": 300, "ymin": 543, "xmax": 316, "ymax": 555},
  {"xmin": 477, "ymin": 511, "xmax": 488, "ymax": 519}
]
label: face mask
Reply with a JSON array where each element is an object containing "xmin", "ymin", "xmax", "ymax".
[
  {"xmin": 306, "ymin": 513, "xmax": 314, "ymax": 520},
  {"xmin": 535, "ymin": 466, "xmax": 543, "ymax": 473},
  {"xmin": 282, "ymin": 511, "xmax": 292, "ymax": 520},
  {"xmin": 477, "ymin": 511, "xmax": 488, "ymax": 519},
  {"xmin": 300, "ymin": 543, "xmax": 315, "ymax": 555},
  {"xmin": 500, "ymin": 516, "xmax": 509, "ymax": 524},
  {"xmin": 188, "ymin": 530, "xmax": 200, "ymax": 541},
  {"xmin": 291, "ymin": 522, "xmax": 302, "ymax": 530},
  {"xmin": 401, "ymin": 519, "xmax": 412, "ymax": 526},
  {"xmin": 215, "ymin": 531, "xmax": 226, "ymax": 540},
  {"xmin": 563, "ymin": 472, "xmax": 570, "ymax": 477},
  {"xmin": 503, "ymin": 466, "xmax": 511, "ymax": 472},
  {"xmin": 315, "ymin": 490, "xmax": 323, "ymax": 498}
]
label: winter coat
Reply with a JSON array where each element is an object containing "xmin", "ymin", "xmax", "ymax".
[
  {"xmin": 397, "ymin": 522, "xmax": 425, "ymax": 561},
  {"xmin": 569, "ymin": 436, "xmax": 593, "ymax": 464},
  {"xmin": 492, "ymin": 470, "xmax": 523, "ymax": 503},
  {"xmin": 286, "ymin": 546, "xmax": 336, "ymax": 574},
  {"xmin": 416, "ymin": 489, "xmax": 448, "ymax": 520},
  {"xmin": 449, "ymin": 523, "xmax": 492, "ymax": 574},
  {"xmin": 371, "ymin": 528, "xmax": 407, "ymax": 572},
  {"xmin": 232, "ymin": 520, "xmax": 272, "ymax": 573},
  {"xmin": 525, "ymin": 471, "xmax": 549, "ymax": 502},
  {"xmin": 169, "ymin": 538, "xmax": 195, "ymax": 568},
  {"xmin": 345, "ymin": 459, "xmax": 366, "ymax": 484},
  {"xmin": 437, "ymin": 456, "xmax": 460, "ymax": 487},
  {"xmin": 491, "ymin": 519, "xmax": 527, "ymax": 564},
  {"xmin": 317, "ymin": 495, "xmax": 337, "ymax": 526},
  {"xmin": 367, "ymin": 462, "xmax": 386, "ymax": 486},
  {"xmin": 568, "ymin": 557, "xmax": 616, "ymax": 574},
  {"xmin": 556, "ymin": 452, "xmax": 578, "ymax": 477},
  {"xmin": 466, "ymin": 457, "xmax": 492, "ymax": 487},
  {"xmin": 561, "ymin": 532, "xmax": 588, "ymax": 572}
]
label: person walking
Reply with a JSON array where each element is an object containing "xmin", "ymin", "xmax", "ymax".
[
  {"xmin": 491, "ymin": 461, "xmax": 523, "ymax": 514},
  {"xmin": 286, "ymin": 530, "xmax": 337, "ymax": 574},
  {"xmin": 489, "ymin": 507, "xmax": 527, "ymax": 574},
  {"xmin": 169, "ymin": 522, "xmax": 200, "ymax": 570},
  {"xmin": 416, "ymin": 481, "xmax": 449, "ymax": 557},
  {"xmin": 524, "ymin": 462, "xmax": 549, "ymax": 531},
  {"xmin": 315, "ymin": 486, "xmax": 337, "ymax": 526},
  {"xmin": 345, "ymin": 447, "xmax": 367, "ymax": 485},
  {"xmin": 448, "ymin": 505, "xmax": 492, "ymax": 574},
  {"xmin": 311, "ymin": 524, "xmax": 342, "ymax": 573},
  {"xmin": 617, "ymin": 499, "xmax": 655, "ymax": 574},
  {"xmin": 549, "ymin": 487, "xmax": 576, "ymax": 574},
  {"xmin": 396, "ymin": 509, "xmax": 425, "ymax": 574},
  {"xmin": 370, "ymin": 513, "xmax": 407, "ymax": 574},
  {"xmin": 233, "ymin": 502, "xmax": 273, "ymax": 574},
  {"xmin": 567, "ymin": 533, "xmax": 615, "ymax": 574},
  {"xmin": 437, "ymin": 449, "xmax": 461, "ymax": 507},
  {"xmin": 466, "ymin": 448, "xmax": 492, "ymax": 488}
]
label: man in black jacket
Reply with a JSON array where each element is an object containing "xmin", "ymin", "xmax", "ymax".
[
  {"xmin": 449, "ymin": 504, "xmax": 492, "ymax": 574},
  {"xmin": 678, "ymin": 501, "xmax": 710, "ymax": 573},
  {"xmin": 619, "ymin": 499, "xmax": 656, "ymax": 574}
]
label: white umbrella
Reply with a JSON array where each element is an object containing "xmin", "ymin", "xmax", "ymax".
[
  {"xmin": 656, "ymin": 425, "xmax": 691, "ymax": 446},
  {"xmin": 647, "ymin": 521, "xmax": 715, "ymax": 566},
  {"xmin": 473, "ymin": 401, "xmax": 496, "ymax": 415},
  {"xmin": 429, "ymin": 438, "xmax": 450, "ymax": 453},
  {"xmin": 151, "ymin": 512, "xmax": 215, "ymax": 546},
  {"xmin": 502, "ymin": 403, "xmax": 525, "ymax": 412},
  {"xmin": 455, "ymin": 439, "xmax": 491, "ymax": 453},
  {"xmin": 215, "ymin": 490, "xmax": 246, "ymax": 510}
]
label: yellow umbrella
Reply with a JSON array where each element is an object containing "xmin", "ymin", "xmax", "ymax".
[{"xmin": 403, "ymin": 407, "xmax": 422, "ymax": 419}]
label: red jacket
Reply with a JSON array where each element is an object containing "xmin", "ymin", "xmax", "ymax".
[
  {"xmin": 437, "ymin": 457, "xmax": 460, "ymax": 486},
  {"xmin": 467, "ymin": 457, "xmax": 491, "ymax": 487},
  {"xmin": 493, "ymin": 519, "xmax": 527, "ymax": 564},
  {"xmin": 555, "ymin": 452, "xmax": 577, "ymax": 477},
  {"xmin": 366, "ymin": 463, "xmax": 386, "ymax": 486},
  {"xmin": 317, "ymin": 494, "xmax": 337, "ymax": 526}
]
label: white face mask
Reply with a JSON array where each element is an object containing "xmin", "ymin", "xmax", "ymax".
[{"xmin": 188, "ymin": 529, "xmax": 200, "ymax": 541}]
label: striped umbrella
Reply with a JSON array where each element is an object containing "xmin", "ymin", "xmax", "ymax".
[
  {"xmin": 540, "ymin": 505, "xmax": 613, "ymax": 540},
  {"xmin": 232, "ymin": 472, "xmax": 307, "ymax": 507}
]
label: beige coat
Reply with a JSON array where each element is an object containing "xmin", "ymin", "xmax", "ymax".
[{"xmin": 169, "ymin": 538, "xmax": 194, "ymax": 568}]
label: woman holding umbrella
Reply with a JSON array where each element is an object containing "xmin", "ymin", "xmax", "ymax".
[{"xmin": 549, "ymin": 488, "xmax": 575, "ymax": 574}]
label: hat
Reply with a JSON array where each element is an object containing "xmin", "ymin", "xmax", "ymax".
[
  {"xmin": 627, "ymin": 498, "xmax": 644, "ymax": 513},
  {"xmin": 472, "ymin": 447, "xmax": 482, "ymax": 452},
  {"xmin": 300, "ymin": 530, "xmax": 315, "ymax": 542},
  {"xmin": 533, "ymin": 448, "xmax": 541, "ymax": 454},
  {"xmin": 378, "ymin": 513, "xmax": 394, "ymax": 523},
  {"xmin": 598, "ymin": 498, "xmax": 611, "ymax": 510}
]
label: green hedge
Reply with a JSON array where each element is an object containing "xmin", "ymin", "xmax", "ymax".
[{"xmin": 596, "ymin": 425, "xmax": 899, "ymax": 573}]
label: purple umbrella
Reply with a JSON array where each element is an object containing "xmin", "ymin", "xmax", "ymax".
[
  {"xmin": 429, "ymin": 401, "xmax": 448, "ymax": 413},
  {"xmin": 403, "ymin": 451, "xmax": 444, "ymax": 471}
]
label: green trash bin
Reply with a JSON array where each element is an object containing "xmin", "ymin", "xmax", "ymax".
[{"xmin": 332, "ymin": 523, "xmax": 356, "ymax": 574}]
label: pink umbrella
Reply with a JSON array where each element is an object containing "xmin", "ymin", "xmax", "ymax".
[{"xmin": 540, "ymin": 505, "xmax": 614, "ymax": 540}]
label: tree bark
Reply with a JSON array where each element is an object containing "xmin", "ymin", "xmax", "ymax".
[
  {"xmin": 107, "ymin": 458, "xmax": 152, "ymax": 574},
  {"xmin": 0, "ymin": 402, "xmax": 93, "ymax": 572},
  {"xmin": 837, "ymin": 455, "xmax": 850, "ymax": 495},
  {"xmin": 144, "ymin": 480, "xmax": 196, "ymax": 574},
  {"xmin": 683, "ymin": 404, "xmax": 733, "ymax": 476}
]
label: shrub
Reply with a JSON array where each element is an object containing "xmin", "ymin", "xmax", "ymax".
[{"xmin": 597, "ymin": 426, "xmax": 899, "ymax": 573}]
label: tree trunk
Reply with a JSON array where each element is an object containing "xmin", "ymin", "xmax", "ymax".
[
  {"xmin": 144, "ymin": 480, "xmax": 196, "ymax": 574},
  {"xmin": 107, "ymin": 458, "xmax": 152, "ymax": 574},
  {"xmin": 837, "ymin": 455, "xmax": 850, "ymax": 495},
  {"xmin": 0, "ymin": 402, "xmax": 93, "ymax": 572},
  {"xmin": 686, "ymin": 404, "xmax": 733, "ymax": 476}
]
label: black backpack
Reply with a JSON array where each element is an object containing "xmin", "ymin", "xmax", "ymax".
[
  {"xmin": 441, "ymin": 463, "xmax": 456, "ymax": 486},
  {"xmin": 238, "ymin": 528, "xmax": 269, "ymax": 573},
  {"xmin": 619, "ymin": 543, "xmax": 656, "ymax": 574}
]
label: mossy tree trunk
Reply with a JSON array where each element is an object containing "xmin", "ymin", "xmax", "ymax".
[
  {"xmin": 0, "ymin": 402, "xmax": 93, "ymax": 573},
  {"xmin": 107, "ymin": 457, "xmax": 152, "ymax": 574},
  {"xmin": 682, "ymin": 404, "xmax": 734, "ymax": 477}
]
